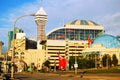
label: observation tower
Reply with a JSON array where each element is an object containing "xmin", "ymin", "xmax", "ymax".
[{"xmin": 34, "ymin": 7, "xmax": 48, "ymax": 45}]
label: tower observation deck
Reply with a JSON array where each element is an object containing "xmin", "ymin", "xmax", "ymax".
[{"xmin": 34, "ymin": 7, "xmax": 48, "ymax": 44}]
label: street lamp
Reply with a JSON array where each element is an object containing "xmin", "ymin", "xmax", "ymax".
[
  {"xmin": 106, "ymin": 54, "xmax": 109, "ymax": 69},
  {"xmin": 65, "ymin": 39, "xmax": 69, "ymax": 71},
  {"xmin": 11, "ymin": 7, "xmax": 47, "ymax": 78},
  {"xmin": 11, "ymin": 14, "xmax": 36, "ymax": 79},
  {"xmin": 74, "ymin": 43, "xmax": 78, "ymax": 74}
]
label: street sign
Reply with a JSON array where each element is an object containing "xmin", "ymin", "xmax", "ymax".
[{"xmin": 74, "ymin": 64, "xmax": 78, "ymax": 68}]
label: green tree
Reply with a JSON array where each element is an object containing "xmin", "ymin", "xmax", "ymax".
[
  {"xmin": 69, "ymin": 56, "xmax": 95, "ymax": 69},
  {"xmin": 102, "ymin": 54, "xmax": 112, "ymax": 67},
  {"xmin": 78, "ymin": 58, "xmax": 87, "ymax": 69},
  {"xmin": 43, "ymin": 60, "xmax": 50, "ymax": 67},
  {"xmin": 77, "ymin": 58, "xmax": 95, "ymax": 69},
  {"xmin": 112, "ymin": 54, "xmax": 118, "ymax": 66},
  {"xmin": 86, "ymin": 59, "xmax": 95, "ymax": 68},
  {"xmin": 69, "ymin": 56, "xmax": 78, "ymax": 69}
]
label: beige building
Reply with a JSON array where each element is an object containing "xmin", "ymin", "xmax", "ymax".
[
  {"xmin": 82, "ymin": 33, "xmax": 120, "ymax": 67},
  {"xmin": 8, "ymin": 19, "xmax": 120, "ymax": 70},
  {"xmin": 0, "ymin": 41, "xmax": 4, "ymax": 55},
  {"xmin": 9, "ymin": 33, "xmax": 45, "ymax": 71},
  {"xmin": 46, "ymin": 40, "xmax": 88, "ymax": 67},
  {"xmin": 21, "ymin": 49, "xmax": 45, "ymax": 70},
  {"xmin": 82, "ymin": 44, "xmax": 120, "ymax": 66},
  {"xmin": 9, "ymin": 19, "xmax": 105, "ymax": 70}
]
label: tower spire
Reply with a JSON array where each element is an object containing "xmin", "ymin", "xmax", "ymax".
[{"xmin": 34, "ymin": 7, "xmax": 48, "ymax": 45}]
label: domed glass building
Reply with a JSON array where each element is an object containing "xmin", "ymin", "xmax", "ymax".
[
  {"xmin": 83, "ymin": 34, "xmax": 120, "ymax": 66},
  {"xmin": 93, "ymin": 34, "xmax": 120, "ymax": 48},
  {"xmin": 46, "ymin": 19, "xmax": 105, "ymax": 67},
  {"xmin": 47, "ymin": 20, "xmax": 104, "ymax": 40}
]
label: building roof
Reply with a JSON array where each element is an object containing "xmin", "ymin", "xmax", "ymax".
[
  {"xmin": 34, "ymin": 7, "xmax": 48, "ymax": 21},
  {"xmin": 66, "ymin": 20, "xmax": 99, "ymax": 26},
  {"xmin": 47, "ymin": 20, "xmax": 104, "ymax": 36},
  {"xmin": 92, "ymin": 34, "xmax": 120, "ymax": 48},
  {"xmin": 35, "ymin": 7, "xmax": 47, "ymax": 15}
]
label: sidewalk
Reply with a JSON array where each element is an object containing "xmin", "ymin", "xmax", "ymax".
[{"xmin": 15, "ymin": 71, "xmax": 120, "ymax": 80}]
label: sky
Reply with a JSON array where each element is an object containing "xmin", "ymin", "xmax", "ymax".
[{"xmin": 0, "ymin": 0, "xmax": 120, "ymax": 50}]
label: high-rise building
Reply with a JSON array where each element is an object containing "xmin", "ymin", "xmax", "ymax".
[
  {"xmin": 8, "ymin": 31, "xmax": 13, "ymax": 50},
  {"xmin": 8, "ymin": 27, "xmax": 24, "ymax": 50},
  {"xmin": 14, "ymin": 27, "xmax": 24, "ymax": 39},
  {"xmin": 34, "ymin": 7, "xmax": 48, "ymax": 45}
]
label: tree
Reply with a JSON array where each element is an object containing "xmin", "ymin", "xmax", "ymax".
[
  {"xmin": 69, "ymin": 56, "xmax": 95, "ymax": 69},
  {"xmin": 43, "ymin": 60, "xmax": 50, "ymax": 67},
  {"xmin": 102, "ymin": 54, "xmax": 112, "ymax": 67},
  {"xmin": 69, "ymin": 56, "xmax": 75, "ymax": 69},
  {"xmin": 112, "ymin": 54, "xmax": 118, "ymax": 66}
]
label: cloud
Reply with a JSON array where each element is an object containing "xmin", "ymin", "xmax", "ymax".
[
  {"xmin": 0, "ymin": 28, "xmax": 10, "ymax": 46},
  {"xmin": 0, "ymin": 0, "xmax": 40, "ymax": 47},
  {"xmin": 1, "ymin": 0, "xmax": 120, "ymax": 47},
  {"xmin": 110, "ymin": 13, "xmax": 120, "ymax": 22},
  {"xmin": 0, "ymin": 1, "xmax": 40, "ymax": 40},
  {"xmin": 97, "ymin": 12, "xmax": 120, "ymax": 36}
]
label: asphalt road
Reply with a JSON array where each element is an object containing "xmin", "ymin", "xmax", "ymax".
[
  {"xmin": 2, "ymin": 72, "xmax": 120, "ymax": 80},
  {"xmin": 14, "ymin": 73, "xmax": 89, "ymax": 80}
]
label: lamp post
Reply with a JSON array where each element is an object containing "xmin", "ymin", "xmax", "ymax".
[
  {"xmin": 11, "ymin": 14, "xmax": 37, "ymax": 79},
  {"xmin": 94, "ymin": 52, "xmax": 99, "ymax": 69},
  {"xmin": 106, "ymin": 54, "xmax": 109, "ymax": 69},
  {"xmin": 11, "ymin": 7, "xmax": 47, "ymax": 78},
  {"xmin": 65, "ymin": 39, "xmax": 69, "ymax": 71},
  {"xmin": 74, "ymin": 43, "xmax": 78, "ymax": 74}
]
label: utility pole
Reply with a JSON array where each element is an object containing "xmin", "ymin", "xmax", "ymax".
[
  {"xmin": 65, "ymin": 39, "xmax": 69, "ymax": 71},
  {"xmin": 11, "ymin": 13, "xmax": 40, "ymax": 79},
  {"xmin": 74, "ymin": 43, "xmax": 78, "ymax": 74},
  {"xmin": 106, "ymin": 54, "xmax": 109, "ymax": 69}
]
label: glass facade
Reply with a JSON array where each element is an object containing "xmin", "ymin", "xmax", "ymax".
[
  {"xmin": 93, "ymin": 34, "xmax": 120, "ymax": 48},
  {"xmin": 47, "ymin": 28, "xmax": 102, "ymax": 41},
  {"xmin": 70, "ymin": 20, "xmax": 99, "ymax": 26},
  {"xmin": 8, "ymin": 31, "xmax": 13, "ymax": 50},
  {"xmin": 46, "ymin": 20, "xmax": 104, "ymax": 67},
  {"xmin": 8, "ymin": 27, "xmax": 24, "ymax": 50}
]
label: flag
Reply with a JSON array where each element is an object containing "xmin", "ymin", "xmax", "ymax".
[
  {"xmin": 88, "ymin": 36, "xmax": 93, "ymax": 44},
  {"xmin": 57, "ymin": 52, "xmax": 67, "ymax": 70},
  {"xmin": 66, "ymin": 29, "xmax": 74, "ymax": 33},
  {"xmin": 88, "ymin": 35, "xmax": 93, "ymax": 48},
  {"xmin": 56, "ymin": 35, "xmax": 65, "ymax": 39}
]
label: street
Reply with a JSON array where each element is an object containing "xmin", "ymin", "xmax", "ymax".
[
  {"xmin": 14, "ymin": 73, "xmax": 88, "ymax": 80},
  {"xmin": 3, "ymin": 72, "xmax": 119, "ymax": 80}
]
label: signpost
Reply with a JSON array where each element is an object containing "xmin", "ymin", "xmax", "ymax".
[{"xmin": 74, "ymin": 62, "xmax": 78, "ymax": 74}]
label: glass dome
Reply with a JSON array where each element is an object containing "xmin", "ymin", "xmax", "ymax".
[
  {"xmin": 66, "ymin": 20, "xmax": 99, "ymax": 26},
  {"xmin": 92, "ymin": 34, "xmax": 120, "ymax": 48}
]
